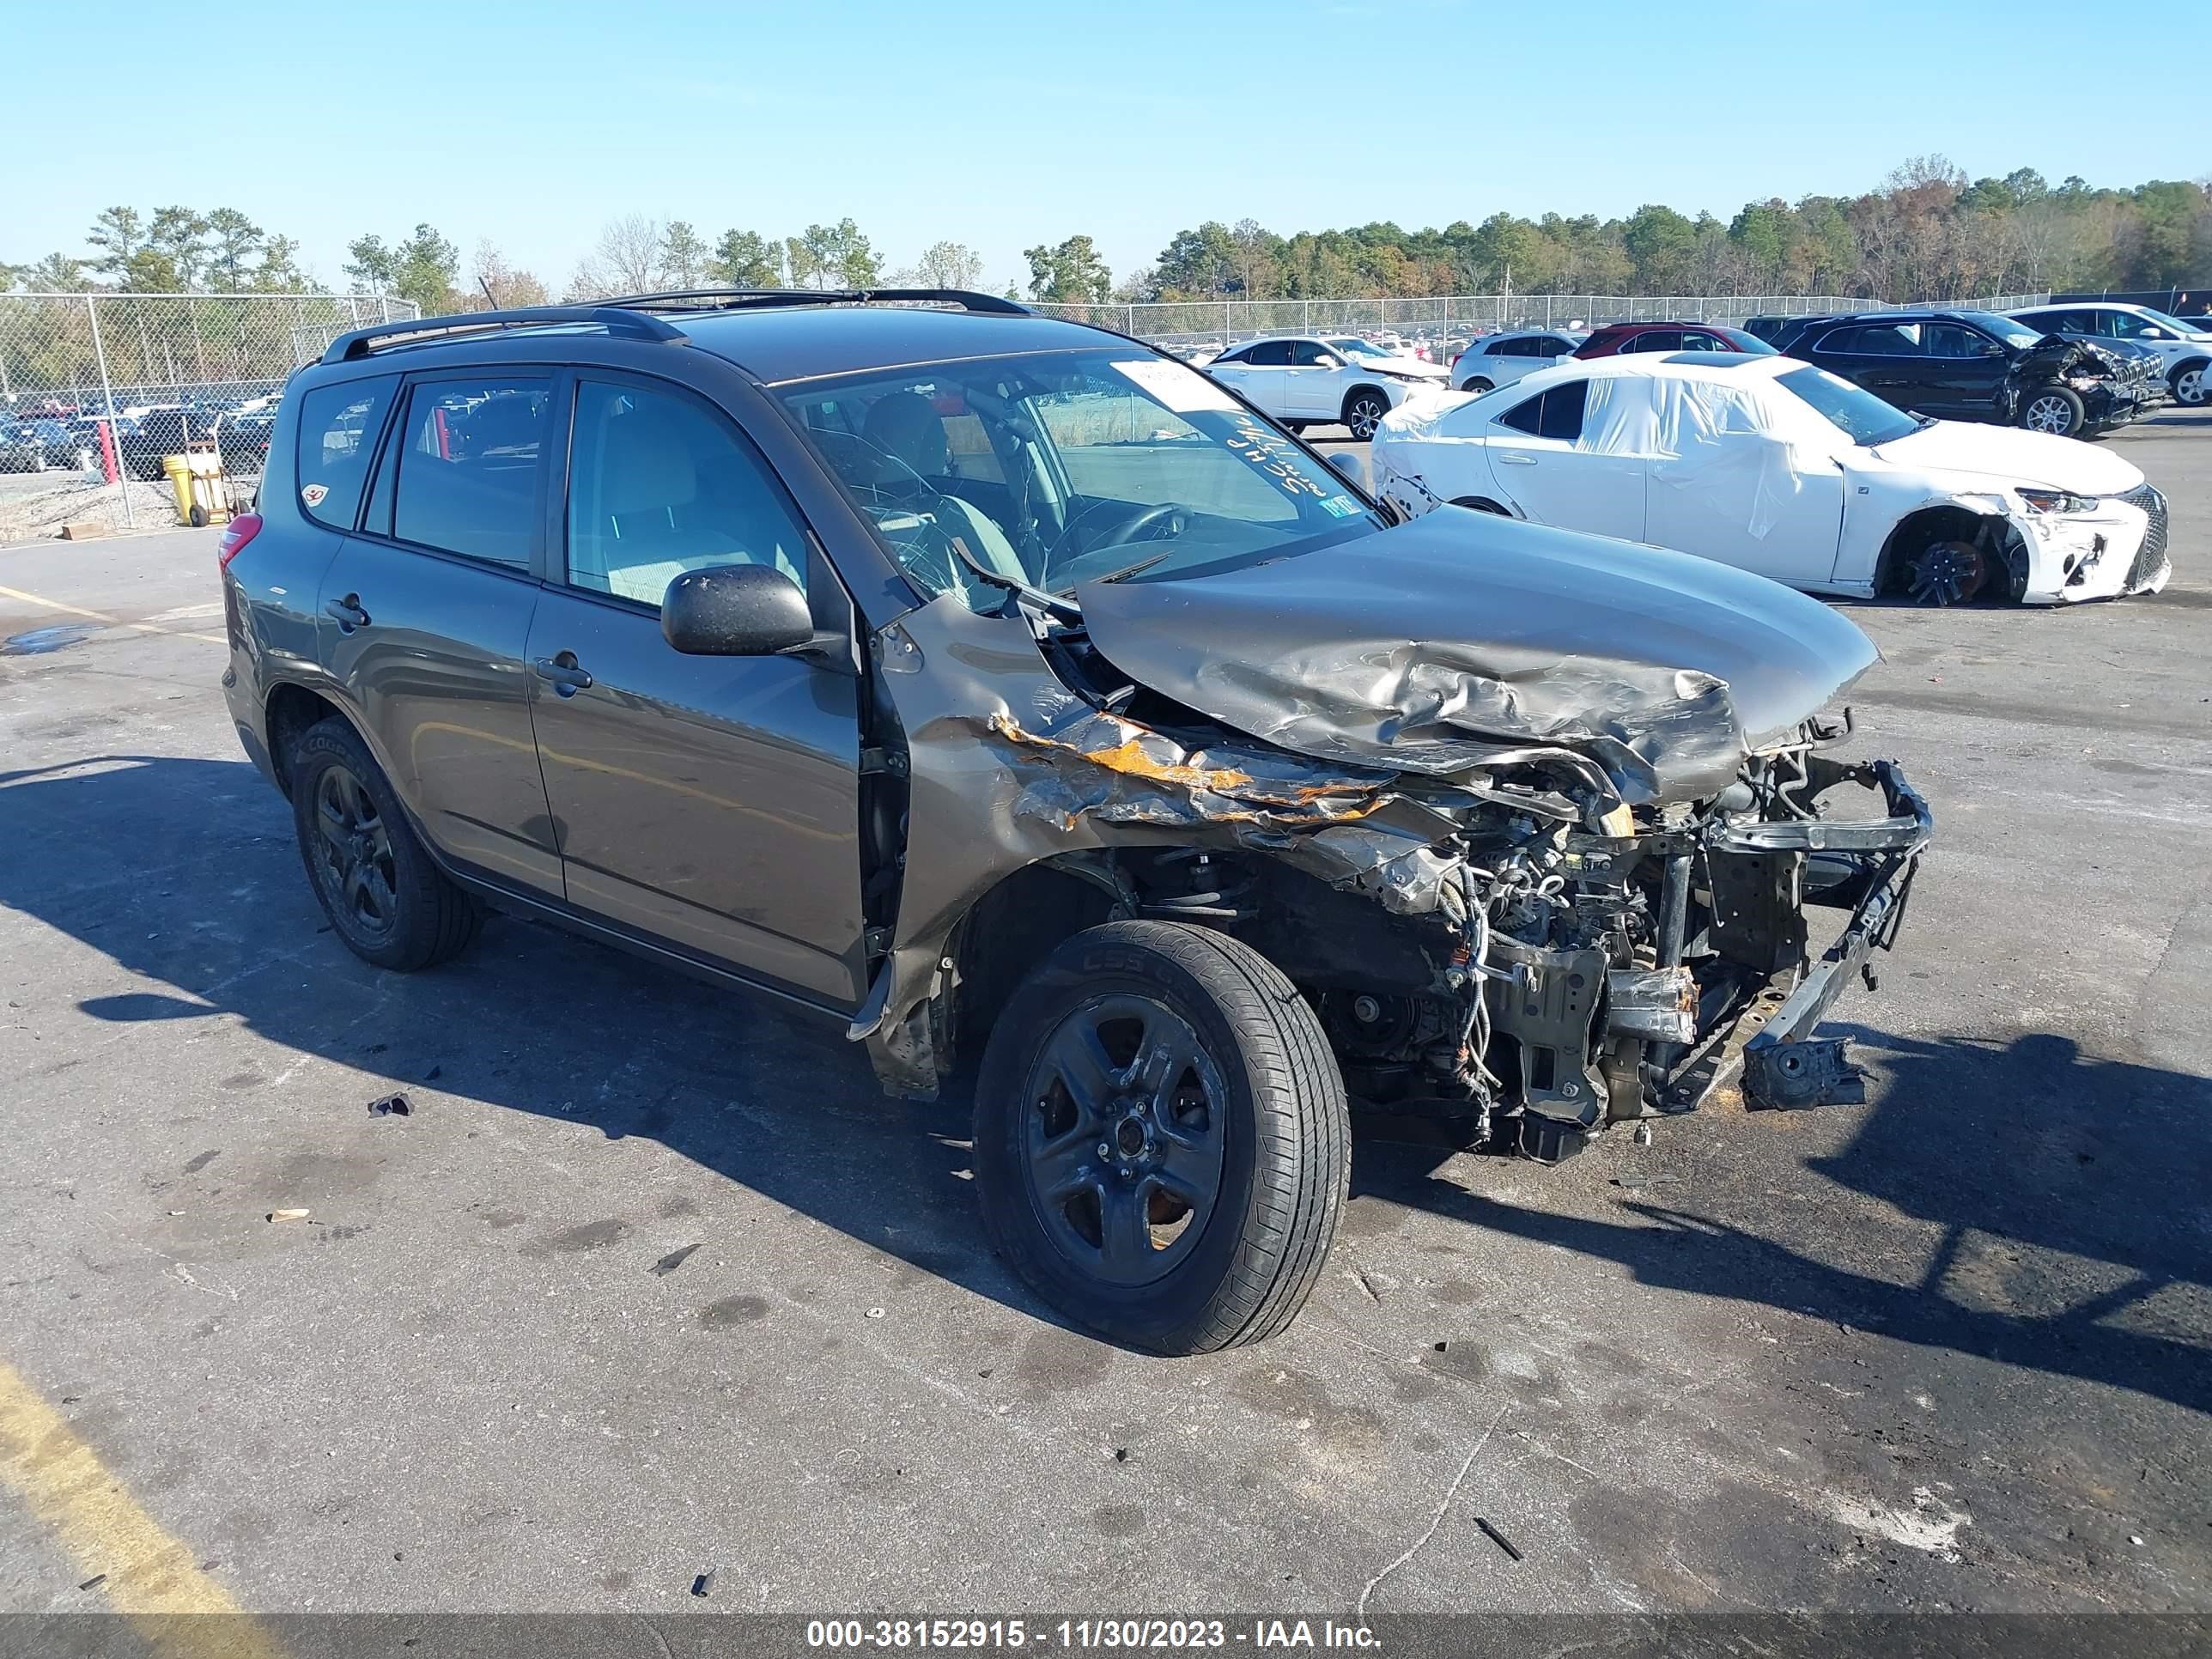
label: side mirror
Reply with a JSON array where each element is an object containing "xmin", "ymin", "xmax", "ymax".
[
  {"xmin": 1315, "ymin": 354, "xmax": 1343, "ymax": 368},
  {"xmin": 661, "ymin": 563, "xmax": 816, "ymax": 657}
]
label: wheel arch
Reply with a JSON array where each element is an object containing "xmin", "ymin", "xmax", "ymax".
[
  {"xmin": 1873, "ymin": 501, "xmax": 2027, "ymax": 602},
  {"xmin": 1340, "ymin": 383, "xmax": 1390, "ymax": 423},
  {"xmin": 263, "ymin": 680, "xmax": 345, "ymax": 800}
]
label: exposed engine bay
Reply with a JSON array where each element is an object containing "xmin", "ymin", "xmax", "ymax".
[{"xmin": 852, "ymin": 509, "xmax": 1932, "ymax": 1164}]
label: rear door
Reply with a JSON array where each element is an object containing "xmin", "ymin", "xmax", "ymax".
[
  {"xmin": 1485, "ymin": 379, "xmax": 1646, "ymax": 541},
  {"xmin": 315, "ymin": 369, "xmax": 563, "ymax": 897},
  {"xmin": 522, "ymin": 371, "xmax": 867, "ymax": 1007},
  {"xmin": 1814, "ymin": 321, "xmax": 1929, "ymax": 410}
]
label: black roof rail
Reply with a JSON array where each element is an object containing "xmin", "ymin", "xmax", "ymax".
[
  {"xmin": 319, "ymin": 306, "xmax": 687, "ymax": 365},
  {"xmin": 592, "ymin": 286, "xmax": 1035, "ymax": 317}
]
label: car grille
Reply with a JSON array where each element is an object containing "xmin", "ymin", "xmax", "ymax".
[{"xmin": 2118, "ymin": 483, "xmax": 2168, "ymax": 586}]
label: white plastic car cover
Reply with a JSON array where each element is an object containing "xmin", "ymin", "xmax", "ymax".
[{"xmin": 1580, "ymin": 373, "xmax": 1814, "ymax": 542}]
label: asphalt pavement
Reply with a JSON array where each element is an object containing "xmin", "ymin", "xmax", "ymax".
[{"xmin": 2, "ymin": 408, "xmax": 2208, "ymax": 1625}]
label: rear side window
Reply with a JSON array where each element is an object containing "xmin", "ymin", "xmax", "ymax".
[
  {"xmin": 1496, "ymin": 380, "xmax": 1588, "ymax": 441},
  {"xmin": 390, "ymin": 377, "xmax": 550, "ymax": 569},
  {"xmin": 1245, "ymin": 341, "xmax": 1294, "ymax": 366},
  {"xmin": 294, "ymin": 377, "xmax": 395, "ymax": 528},
  {"xmin": 1624, "ymin": 331, "xmax": 1682, "ymax": 354}
]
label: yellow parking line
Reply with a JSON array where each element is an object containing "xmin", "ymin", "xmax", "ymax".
[
  {"xmin": 0, "ymin": 1358, "xmax": 283, "ymax": 1656},
  {"xmin": 0, "ymin": 580, "xmax": 225, "ymax": 647}
]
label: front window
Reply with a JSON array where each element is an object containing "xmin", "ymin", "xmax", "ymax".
[
  {"xmin": 1959, "ymin": 310, "xmax": 2043, "ymax": 349},
  {"xmin": 2116, "ymin": 307, "xmax": 2198, "ymax": 337},
  {"xmin": 1326, "ymin": 337, "xmax": 1391, "ymax": 359},
  {"xmin": 1778, "ymin": 365, "xmax": 1922, "ymax": 444},
  {"xmin": 780, "ymin": 348, "xmax": 1384, "ymax": 611}
]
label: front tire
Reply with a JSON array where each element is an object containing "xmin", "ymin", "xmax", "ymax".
[
  {"xmin": 1458, "ymin": 376, "xmax": 1493, "ymax": 394},
  {"xmin": 290, "ymin": 716, "xmax": 482, "ymax": 971},
  {"xmin": 1342, "ymin": 390, "xmax": 1390, "ymax": 441},
  {"xmin": 2172, "ymin": 363, "xmax": 2207, "ymax": 407},
  {"xmin": 2019, "ymin": 386, "xmax": 2084, "ymax": 436},
  {"xmin": 972, "ymin": 921, "xmax": 1349, "ymax": 1354}
]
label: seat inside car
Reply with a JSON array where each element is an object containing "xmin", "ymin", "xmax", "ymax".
[
  {"xmin": 859, "ymin": 391, "xmax": 1030, "ymax": 584},
  {"xmin": 573, "ymin": 396, "xmax": 805, "ymax": 603}
]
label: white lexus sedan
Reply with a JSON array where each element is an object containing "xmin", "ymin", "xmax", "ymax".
[
  {"xmin": 1369, "ymin": 352, "xmax": 2171, "ymax": 605},
  {"xmin": 1205, "ymin": 334, "xmax": 1447, "ymax": 440}
]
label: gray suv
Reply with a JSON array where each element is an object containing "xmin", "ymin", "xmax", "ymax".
[{"xmin": 219, "ymin": 290, "xmax": 1932, "ymax": 1353}]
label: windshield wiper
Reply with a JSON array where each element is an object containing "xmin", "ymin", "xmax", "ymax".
[
  {"xmin": 1091, "ymin": 550, "xmax": 1174, "ymax": 586},
  {"xmin": 945, "ymin": 534, "xmax": 1081, "ymax": 621}
]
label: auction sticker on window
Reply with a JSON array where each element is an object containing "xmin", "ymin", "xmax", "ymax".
[
  {"xmin": 1110, "ymin": 359, "xmax": 1237, "ymax": 413},
  {"xmin": 300, "ymin": 483, "xmax": 329, "ymax": 507}
]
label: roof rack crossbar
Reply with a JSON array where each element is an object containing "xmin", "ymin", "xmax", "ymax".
[
  {"xmin": 320, "ymin": 306, "xmax": 686, "ymax": 364},
  {"xmin": 590, "ymin": 286, "xmax": 1034, "ymax": 317}
]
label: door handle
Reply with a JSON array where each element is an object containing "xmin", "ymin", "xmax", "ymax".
[
  {"xmin": 323, "ymin": 594, "xmax": 369, "ymax": 629},
  {"xmin": 1497, "ymin": 453, "xmax": 1537, "ymax": 465},
  {"xmin": 531, "ymin": 653, "xmax": 594, "ymax": 696}
]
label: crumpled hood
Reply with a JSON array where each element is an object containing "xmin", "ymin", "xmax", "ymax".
[
  {"xmin": 1074, "ymin": 508, "xmax": 1880, "ymax": 805},
  {"xmin": 1363, "ymin": 353, "xmax": 1449, "ymax": 378},
  {"xmin": 1871, "ymin": 420, "xmax": 2147, "ymax": 495},
  {"xmin": 2020, "ymin": 334, "xmax": 2112, "ymax": 380}
]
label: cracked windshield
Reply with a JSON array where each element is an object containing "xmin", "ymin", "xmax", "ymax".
[{"xmin": 781, "ymin": 347, "xmax": 1385, "ymax": 609}]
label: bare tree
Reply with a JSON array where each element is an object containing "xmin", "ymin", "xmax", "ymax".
[
  {"xmin": 894, "ymin": 240, "xmax": 983, "ymax": 289},
  {"xmin": 586, "ymin": 215, "xmax": 666, "ymax": 295}
]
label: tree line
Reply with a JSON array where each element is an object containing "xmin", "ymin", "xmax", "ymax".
[
  {"xmin": 7, "ymin": 161, "xmax": 2206, "ymax": 317},
  {"xmin": 1140, "ymin": 161, "xmax": 2211, "ymax": 303}
]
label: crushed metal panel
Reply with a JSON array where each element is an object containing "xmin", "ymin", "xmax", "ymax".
[{"xmin": 1074, "ymin": 509, "xmax": 1878, "ymax": 805}]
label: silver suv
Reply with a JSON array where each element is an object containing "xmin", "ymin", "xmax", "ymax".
[{"xmin": 219, "ymin": 290, "xmax": 1931, "ymax": 1353}]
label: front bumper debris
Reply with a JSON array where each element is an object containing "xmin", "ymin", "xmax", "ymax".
[{"xmin": 1673, "ymin": 759, "xmax": 1933, "ymax": 1112}]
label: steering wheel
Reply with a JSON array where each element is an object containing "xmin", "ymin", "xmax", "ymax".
[{"xmin": 1092, "ymin": 501, "xmax": 1188, "ymax": 550}]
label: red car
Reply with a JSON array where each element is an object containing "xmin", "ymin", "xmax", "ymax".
[{"xmin": 1572, "ymin": 322, "xmax": 1777, "ymax": 359}]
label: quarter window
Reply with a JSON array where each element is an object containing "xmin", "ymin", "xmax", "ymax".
[
  {"xmin": 566, "ymin": 380, "xmax": 809, "ymax": 607},
  {"xmin": 295, "ymin": 377, "xmax": 396, "ymax": 529},
  {"xmin": 390, "ymin": 377, "xmax": 550, "ymax": 568}
]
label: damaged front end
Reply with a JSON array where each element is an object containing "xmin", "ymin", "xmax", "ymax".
[{"xmin": 854, "ymin": 514, "xmax": 1932, "ymax": 1166}]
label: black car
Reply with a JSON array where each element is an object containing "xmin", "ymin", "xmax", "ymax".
[
  {"xmin": 118, "ymin": 405, "xmax": 219, "ymax": 479},
  {"xmin": 1777, "ymin": 309, "xmax": 2146, "ymax": 438}
]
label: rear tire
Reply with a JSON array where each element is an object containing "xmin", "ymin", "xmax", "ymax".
[
  {"xmin": 2019, "ymin": 386, "xmax": 2084, "ymax": 436},
  {"xmin": 1458, "ymin": 376, "xmax": 1493, "ymax": 393},
  {"xmin": 972, "ymin": 921, "xmax": 1349, "ymax": 1354},
  {"xmin": 289, "ymin": 716, "xmax": 483, "ymax": 972}
]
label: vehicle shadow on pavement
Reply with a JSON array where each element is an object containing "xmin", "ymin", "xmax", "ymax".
[
  {"xmin": 1351, "ymin": 1025, "xmax": 2212, "ymax": 1417},
  {"xmin": 3, "ymin": 753, "xmax": 1054, "ymax": 1323}
]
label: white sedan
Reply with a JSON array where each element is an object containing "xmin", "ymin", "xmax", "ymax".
[
  {"xmin": 1370, "ymin": 353, "xmax": 2171, "ymax": 605},
  {"xmin": 1204, "ymin": 335, "xmax": 1447, "ymax": 440}
]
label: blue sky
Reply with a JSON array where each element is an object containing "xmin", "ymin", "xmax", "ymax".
[{"xmin": 9, "ymin": 0, "xmax": 2205, "ymax": 293}]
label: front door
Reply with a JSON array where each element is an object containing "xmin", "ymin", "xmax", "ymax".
[
  {"xmin": 524, "ymin": 374, "xmax": 867, "ymax": 1006},
  {"xmin": 317, "ymin": 369, "xmax": 563, "ymax": 897},
  {"xmin": 1282, "ymin": 340, "xmax": 1343, "ymax": 418},
  {"xmin": 1917, "ymin": 321, "xmax": 2010, "ymax": 419}
]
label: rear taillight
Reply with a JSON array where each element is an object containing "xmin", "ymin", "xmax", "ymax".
[{"xmin": 217, "ymin": 512, "xmax": 263, "ymax": 568}]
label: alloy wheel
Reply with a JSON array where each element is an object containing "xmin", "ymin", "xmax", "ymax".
[
  {"xmin": 2022, "ymin": 395, "xmax": 2074, "ymax": 434},
  {"xmin": 1907, "ymin": 539, "xmax": 1988, "ymax": 606},
  {"xmin": 1348, "ymin": 397, "xmax": 1387, "ymax": 440},
  {"xmin": 1018, "ymin": 994, "xmax": 1228, "ymax": 1288},
  {"xmin": 2176, "ymin": 368, "xmax": 2205, "ymax": 406},
  {"xmin": 312, "ymin": 763, "xmax": 399, "ymax": 940}
]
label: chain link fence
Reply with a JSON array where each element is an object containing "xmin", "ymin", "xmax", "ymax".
[
  {"xmin": 0, "ymin": 291, "xmax": 420, "ymax": 540},
  {"xmin": 1029, "ymin": 292, "xmax": 2052, "ymax": 353}
]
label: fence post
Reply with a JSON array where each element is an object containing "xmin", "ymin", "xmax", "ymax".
[{"xmin": 84, "ymin": 295, "xmax": 135, "ymax": 530}]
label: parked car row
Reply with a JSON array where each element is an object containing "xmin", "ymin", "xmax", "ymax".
[{"xmin": 1369, "ymin": 350, "xmax": 2169, "ymax": 606}]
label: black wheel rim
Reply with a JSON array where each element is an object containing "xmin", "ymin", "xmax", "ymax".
[
  {"xmin": 1908, "ymin": 541, "xmax": 1987, "ymax": 606},
  {"xmin": 312, "ymin": 763, "xmax": 399, "ymax": 940},
  {"xmin": 1018, "ymin": 994, "xmax": 1228, "ymax": 1288}
]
